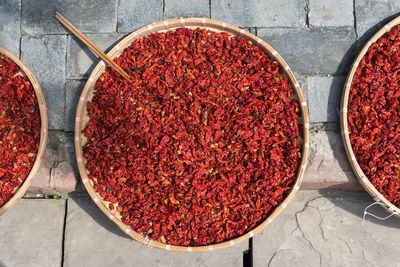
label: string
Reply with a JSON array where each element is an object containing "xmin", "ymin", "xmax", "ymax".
[{"xmin": 362, "ymin": 201, "xmax": 399, "ymax": 222}]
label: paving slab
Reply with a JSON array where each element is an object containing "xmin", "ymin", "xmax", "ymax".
[
  {"xmin": 257, "ymin": 27, "xmax": 357, "ymax": 75},
  {"xmin": 50, "ymin": 161, "xmax": 77, "ymax": 194},
  {"xmin": 293, "ymin": 73, "xmax": 307, "ymax": 101},
  {"xmin": 28, "ymin": 131, "xmax": 77, "ymax": 195},
  {"xmin": 304, "ymin": 126, "xmax": 361, "ymax": 190},
  {"xmin": 0, "ymin": 199, "xmax": 66, "ymax": 267},
  {"xmin": 64, "ymin": 194, "xmax": 248, "ymax": 267},
  {"xmin": 211, "ymin": 0, "xmax": 305, "ymax": 27},
  {"xmin": 65, "ymin": 80, "xmax": 85, "ymax": 132},
  {"xmin": 355, "ymin": 0, "xmax": 400, "ymax": 39},
  {"xmin": 0, "ymin": 0, "xmax": 20, "ymax": 56},
  {"xmin": 254, "ymin": 190, "xmax": 400, "ymax": 266},
  {"xmin": 308, "ymin": 75, "xmax": 345, "ymax": 122},
  {"xmin": 67, "ymin": 33, "xmax": 126, "ymax": 79},
  {"xmin": 21, "ymin": 35, "xmax": 67, "ymax": 130},
  {"xmin": 21, "ymin": 0, "xmax": 117, "ymax": 35},
  {"xmin": 118, "ymin": 0, "xmax": 163, "ymax": 33},
  {"xmin": 165, "ymin": 0, "xmax": 209, "ymax": 18},
  {"xmin": 309, "ymin": 0, "xmax": 354, "ymax": 27}
]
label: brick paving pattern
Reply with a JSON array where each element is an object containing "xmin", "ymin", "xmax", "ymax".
[
  {"xmin": 1, "ymin": 0, "xmax": 400, "ymax": 266},
  {"xmin": 1, "ymin": 0, "xmax": 380, "ymax": 191}
]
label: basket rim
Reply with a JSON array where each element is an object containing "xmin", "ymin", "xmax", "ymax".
[
  {"xmin": 340, "ymin": 15, "xmax": 400, "ymax": 218},
  {"xmin": 74, "ymin": 17, "xmax": 310, "ymax": 251},
  {"xmin": 0, "ymin": 47, "xmax": 48, "ymax": 216}
]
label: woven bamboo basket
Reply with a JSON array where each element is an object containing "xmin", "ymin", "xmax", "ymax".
[
  {"xmin": 0, "ymin": 47, "xmax": 48, "ymax": 216},
  {"xmin": 341, "ymin": 15, "xmax": 400, "ymax": 218},
  {"xmin": 75, "ymin": 17, "xmax": 310, "ymax": 251}
]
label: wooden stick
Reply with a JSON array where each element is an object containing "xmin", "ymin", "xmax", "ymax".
[{"xmin": 55, "ymin": 11, "xmax": 130, "ymax": 80}]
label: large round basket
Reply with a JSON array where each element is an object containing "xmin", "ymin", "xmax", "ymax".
[
  {"xmin": 341, "ymin": 15, "xmax": 400, "ymax": 218},
  {"xmin": 0, "ymin": 47, "xmax": 48, "ymax": 216},
  {"xmin": 75, "ymin": 17, "xmax": 310, "ymax": 251}
]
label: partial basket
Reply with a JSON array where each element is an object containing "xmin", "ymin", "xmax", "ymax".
[
  {"xmin": 75, "ymin": 17, "xmax": 310, "ymax": 251},
  {"xmin": 341, "ymin": 15, "xmax": 400, "ymax": 218},
  {"xmin": 0, "ymin": 47, "xmax": 48, "ymax": 216}
]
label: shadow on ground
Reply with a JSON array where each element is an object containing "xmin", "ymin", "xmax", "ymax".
[
  {"xmin": 73, "ymin": 33, "xmax": 129, "ymax": 78},
  {"xmin": 319, "ymin": 189, "xmax": 400, "ymax": 229},
  {"xmin": 328, "ymin": 14, "xmax": 400, "ymax": 177},
  {"xmin": 326, "ymin": 14, "xmax": 400, "ymax": 228},
  {"xmin": 357, "ymin": 13, "xmax": 400, "ymax": 46},
  {"xmin": 69, "ymin": 192, "xmax": 130, "ymax": 240},
  {"xmin": 325, "ymin": 26, "xmax": 359, "ymax": 182}
]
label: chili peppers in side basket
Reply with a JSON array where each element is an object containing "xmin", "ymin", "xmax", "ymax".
[
  {"xmin": 349, "ymin": 25, "xmax": 400, "ymax": 208},
  {"xmin": 83, "ymin": 28, "xmax": 302, "ymax": 246},
  {"xmin": 0, "ymin": 54, "xmax": 40, "ymax": 207}
]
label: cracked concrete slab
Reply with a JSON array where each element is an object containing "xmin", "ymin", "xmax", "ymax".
[
  {"xmin": 254, "ymin": 190, "xmax": 400, "ymax": 267},
  {"xmin": 1, "ymin": 191, "xmax": 399, "ymax": 266}
]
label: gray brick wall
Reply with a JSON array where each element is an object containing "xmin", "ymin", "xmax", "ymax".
[{"xmin": 0, "ymin": 0, "xmax": 364, "ymax": 133}]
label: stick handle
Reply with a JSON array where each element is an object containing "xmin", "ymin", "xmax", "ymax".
[{"xmin": 55, "ymin": 11, "xmax": 130, "ymax": 80}]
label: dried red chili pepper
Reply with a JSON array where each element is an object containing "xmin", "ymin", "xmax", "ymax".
[
  {"xmin": 0, "ymin": 54, "xmax": 40, "ymax": 207},
  {"xmin": 349, "ymin": 25, "xmax": 400, "ymax": 208},
  {"xmin": 83, "ymin": 28, "xmax": 301, "ymax": 246}
]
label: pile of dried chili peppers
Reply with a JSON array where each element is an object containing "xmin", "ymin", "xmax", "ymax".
[
  {"xmin": 83, "ymin": 28, "xmax": 302, "ymax": 246},
  {"xmin": 0, "ymin": 54, "xmax": 40, "ymax": 208},
  {"xmin": 349, "ymin": 25, "xmax": 400, "ymax": 208}
]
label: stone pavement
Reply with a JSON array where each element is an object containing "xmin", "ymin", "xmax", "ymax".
[
  {"xmin": 3, "ymin": 0, "xmax": 400, "ymax": 193},
  {"xmin": 0, "ymin": 199, "xmax": 65, "ymax": 267},
  {"xmin": 1, "ymin": 0, "xmax": 400, "ymax": 266},
  {"xmin": 253, "ymin": 191, "xmax": 400, "ymax": 267},
  {"xmin": 1, "ymin": 190, "xmax": 400, "ymax": 267}
]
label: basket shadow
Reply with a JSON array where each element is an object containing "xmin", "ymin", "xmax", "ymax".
[
  {"xmin": 69, "ymin": 33, "xmax": 136, "ymax": 239},
  {"xmin": 318, "ymin": 189, "xmax": 400, "ymax": 229},
  {"xmin": 325, "ymin": 35, "xmax": 360, "ymax": 190},
  {"xmin": 326, "ymin": 14, "xmax": 400, "ymax": 227},
  {"xmin": 72, "ymin": 34, "xmax": 129, "ymax": 79},
  {"xmin": 357, "ymin": 13, "xmax": 400, "ymax": 47},
  {"xmin": 0, "ymin": 261, "xmax": 5, "ymax": 267},
  {"xmin": 328, "ymin": 13, "xmax": 400, "ymax": 174},
  {"xmin": 69, "ymin": 192, "xmax": 130, "ymax": 240}
]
